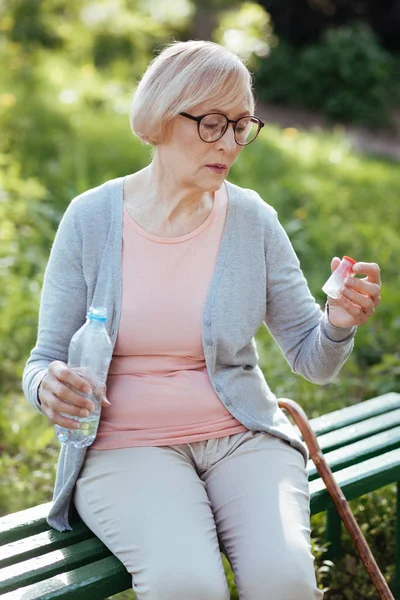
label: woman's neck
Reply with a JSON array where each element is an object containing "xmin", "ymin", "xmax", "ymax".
[
  {"xmin": 123, "ymin": 164, "xmax": 214, "ymax": 238},
  {"xmin": 143, "ymin": 161, "xmax": 211, "ymax": 223}
]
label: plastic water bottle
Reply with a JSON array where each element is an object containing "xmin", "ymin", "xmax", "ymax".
[{"xmin": 54, "ymin": 306, "xmax": 113, "ymax": 448}]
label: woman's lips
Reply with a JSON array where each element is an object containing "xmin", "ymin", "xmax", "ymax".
[{"xmin": 206, "ymin": 164, "xmax": 227, "ymax": 173}]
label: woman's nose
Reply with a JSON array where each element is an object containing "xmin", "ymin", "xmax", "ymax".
[{"xmin": 217, "ymin": 123, "xmax": 237, "ymax": 151}]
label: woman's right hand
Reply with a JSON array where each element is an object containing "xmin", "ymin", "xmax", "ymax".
[{"xmin": 38, "ymin": 361, "xmax": 97, "ymax": 430}]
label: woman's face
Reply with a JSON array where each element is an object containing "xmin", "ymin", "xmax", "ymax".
[{"xmin": 157, "ymin": 96, "xmax": 252, "ymax": 192}]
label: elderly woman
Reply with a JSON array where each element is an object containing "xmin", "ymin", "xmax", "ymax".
[{"xmin": 23, "ymin": 40, "xmax": 381, "ymax": 600}]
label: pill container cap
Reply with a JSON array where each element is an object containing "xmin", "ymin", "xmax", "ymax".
[{"xmin": 343, "ymin": 256, "xmax": 357, "ymax": 265}]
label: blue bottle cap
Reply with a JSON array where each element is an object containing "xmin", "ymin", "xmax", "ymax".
[{"xmin": 87, "ymin": 306, "xmax": 107, "ymax": 322}]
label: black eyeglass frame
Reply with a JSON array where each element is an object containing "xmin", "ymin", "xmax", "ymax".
[{"xmin": 180, "ymin": 112, "xmax": 264, "ymax": 146}]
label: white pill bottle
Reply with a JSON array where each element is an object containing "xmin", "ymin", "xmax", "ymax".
[{"xmin": 322, "ymin": 256, "xmax": 357, "ymax": 299}]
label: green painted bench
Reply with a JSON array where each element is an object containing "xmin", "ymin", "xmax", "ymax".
[{"xmin": 1, "ymin": 392, "xmax": 400, "ymax": 599}]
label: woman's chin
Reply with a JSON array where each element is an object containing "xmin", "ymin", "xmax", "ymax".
[{"xmin": 200, "ymin": 176, "xmax": 226, "ymax": 193}]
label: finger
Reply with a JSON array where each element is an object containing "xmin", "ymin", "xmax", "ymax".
[
  {"xmin": 353, "ymin": 262, "xmax": 381, "ymax": 285},
  {"xmin": 330, "ymin": 256, "xmax": 341, "ymax": 273},
  {"xmin": 50, "ymin": 378, "xmax": 95, "ymax": 412},
  {"xmin": 40, "ymin": 375, "xmax": 94, "ymax": 412},
  {"xmin": 44, "ymin": 403, "xmax": 81, "ymax": 430},
  {"xmin": 51, "ymin": 362, "xmax": 93, "ymax": 396},
  {"xmin": 85, "ymin": 380, "xmax": 109, "ymax": 405},
  {"xmin": 337, "ymin": 295, "xmax": 371, "ymax": 324},
  {"xmin": 98, "ymin": 383, "xmax": 111, "ymax": 407},
  {"xmin": 50, "ymin": 364, "xmax": 95, "ymax": 409},
  {"xmin": 71, "ymin": 366, "xmax": 101, "ymax": 391},
  {"xmin": 344, "ymin": 278, "xmax": 381, "ymax": 301},
  {"xmin": 52, "ymin": 412, "xmax": 82, "ymax": 430},
  {"xmin": 340, "ymin": 286, "xmax": 375, "ymax": 314},
  {"xmin": 49, "ymin": 394, "xmax": 94, "ymax": 419}
]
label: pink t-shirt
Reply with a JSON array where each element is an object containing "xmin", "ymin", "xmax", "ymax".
[{"xmin": 91, "ymin": 184, "xmax": 247, "ymax": 450}]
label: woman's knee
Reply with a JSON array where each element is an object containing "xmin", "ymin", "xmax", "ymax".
[
  {"xmin": 237, "ymin": 554, "xmax": 323, "ymax": 600},
  {"xmin": 240, "ymin": 572, "xmax": 323, "ymax": 600},
  {"xmin": 135, "ymin": 567, "xmax": 229, "ymax": 600}
]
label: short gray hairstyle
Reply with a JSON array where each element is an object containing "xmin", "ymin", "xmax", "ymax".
[{"xmin": 130, "ymin": 40, "xmax": 255, "ymax": 145}]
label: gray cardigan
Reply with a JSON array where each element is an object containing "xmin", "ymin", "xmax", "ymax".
[{"xmin": 23, "ymin": 176, "xmax": 355, "ymax": 532}]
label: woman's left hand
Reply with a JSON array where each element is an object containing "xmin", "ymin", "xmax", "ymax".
[{"xmin": 326, "ymin": 258, "xmax": 382, "ymax": 328}]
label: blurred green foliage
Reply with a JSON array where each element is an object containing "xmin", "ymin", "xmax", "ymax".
[
  {"xmin": 213, "ymin": 2, "xmax": 275, "ymax": 70},
  {"xmin": 255, "ymin": 23, "xmax": 397, "ymax": 127},
  {"xmin": 257, "ymin": 0, "xmax": 400, "ymax": 52},
  {"xmin": 1, "ymin": 1, "xmax": 399, "ymax": 598}
]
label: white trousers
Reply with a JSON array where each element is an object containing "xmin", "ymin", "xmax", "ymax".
[{"xmin": 74, "ymin": 429, "xmax": 323, "ymax": 600}]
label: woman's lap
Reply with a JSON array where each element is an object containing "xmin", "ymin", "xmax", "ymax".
[{"xmin": 73, "ymin": 430, "xmax": 323, "ymax": 600}]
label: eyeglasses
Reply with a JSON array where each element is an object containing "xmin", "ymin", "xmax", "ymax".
[{"xmin": 180, "ymin": 112, "xmax": 264, "ymax": 146}]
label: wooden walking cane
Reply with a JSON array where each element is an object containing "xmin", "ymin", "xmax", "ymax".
[{"xmin": 278, "ymin": 397, "xmax": 394, "ymax": 600}]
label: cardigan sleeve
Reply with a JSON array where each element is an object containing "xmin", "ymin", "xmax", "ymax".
[
  {"xmin": 264, "ymin": 211, "xmax": 356, "ymax": 384},
  {"xmin": 22, "ymin": 200, "xmax": 88, "ymax": 412}
]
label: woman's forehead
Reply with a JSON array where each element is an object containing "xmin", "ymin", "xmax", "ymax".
[{"xmin": 191, "ymin": 99, "xmax": 252, "ymax": 117}]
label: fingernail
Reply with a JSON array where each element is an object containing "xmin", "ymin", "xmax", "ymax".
[
  {"xmin": 81, "ymin": 409, "xmax": 89, "ymax": 418},
  {"xmin": 73, "ymin": 422, "xmax": 81, "ymax": 429},
  {"xmin": 87, "ymin": 402, "xmax": 95, "ymax": 411},
  {"xmin": 84, "ymin": 386, "xmax": 92, "ymax": 395},
  {"xmin": 103, "ymin": 397, "xmax": 111, "ymax": 406}
]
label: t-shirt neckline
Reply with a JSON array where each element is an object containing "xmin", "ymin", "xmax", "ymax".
[{"xmin": 123, "ymin": 182, "xmax": 224, "ymax": 244}]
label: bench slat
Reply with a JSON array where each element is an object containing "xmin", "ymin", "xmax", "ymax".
[
  {"xmin": 0, "ymin": 555, "xmax": 131, "ymax": 600},
  {"xmin": 0, "ymin": 520, "xmax": 94, "ymax": 569},
  {"xmin": 0, "ymin": 503, "xmax": 51, "ymax": 546},
  {"xmin": 316, "ymin": 409, "xmax": 400, "ymax": 453},
  {"xmin": 308, "ymin": 392, "xmax": 400, "ymax": 436},
  {"xmin": 0, "ymin": 537, "xmax": 111, "ymax": 594},
  {"xmin": 307, "ymin": 425, "xmax": 400, "ymax": 480},
  {"xmin": 310, "ymin": 448, "xmax": 400, "ymax": 514}
]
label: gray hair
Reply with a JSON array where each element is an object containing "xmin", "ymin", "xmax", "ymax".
[{"xmin": 130, "ymin": 40, "xmax": 255, "ymax": 145}]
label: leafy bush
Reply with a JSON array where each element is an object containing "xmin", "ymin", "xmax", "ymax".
[
  {"xmin": 258, "ymin": 0, "xmax": 400, "ymax": 52},
  {"xmin": 255, "ymin": 23, "xmax": 395, "ymax": 127}
]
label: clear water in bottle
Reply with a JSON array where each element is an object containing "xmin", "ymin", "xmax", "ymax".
[{"xmin": 54, "ymin": 306, "xmax": 113, "ymax": 448}]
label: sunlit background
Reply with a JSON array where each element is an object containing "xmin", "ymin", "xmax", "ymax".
[{"xmin": 1, "ymin": 1, "xmax": 400, "ymax": 597}]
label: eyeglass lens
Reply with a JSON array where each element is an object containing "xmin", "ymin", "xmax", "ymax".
[{"xmin": 199, "ymin": 114, "xmax": 259, "ymax": 145}]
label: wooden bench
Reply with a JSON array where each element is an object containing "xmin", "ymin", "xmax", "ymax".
[{"xmin": 1, "ymin": 392, "xmax": 400, "ymax": 599}]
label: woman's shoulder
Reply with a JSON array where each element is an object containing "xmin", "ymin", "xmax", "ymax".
[
  {"xmin": 58, "ymin": 177, "xmax": 123, "ymax": 241},
  {"xmin": 69, "ymin": 177, "xmax": 121, "ymax": 216},
  {"xmin": 225, "ymin": 180, "xmax": 278, "ymax": 226}
]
